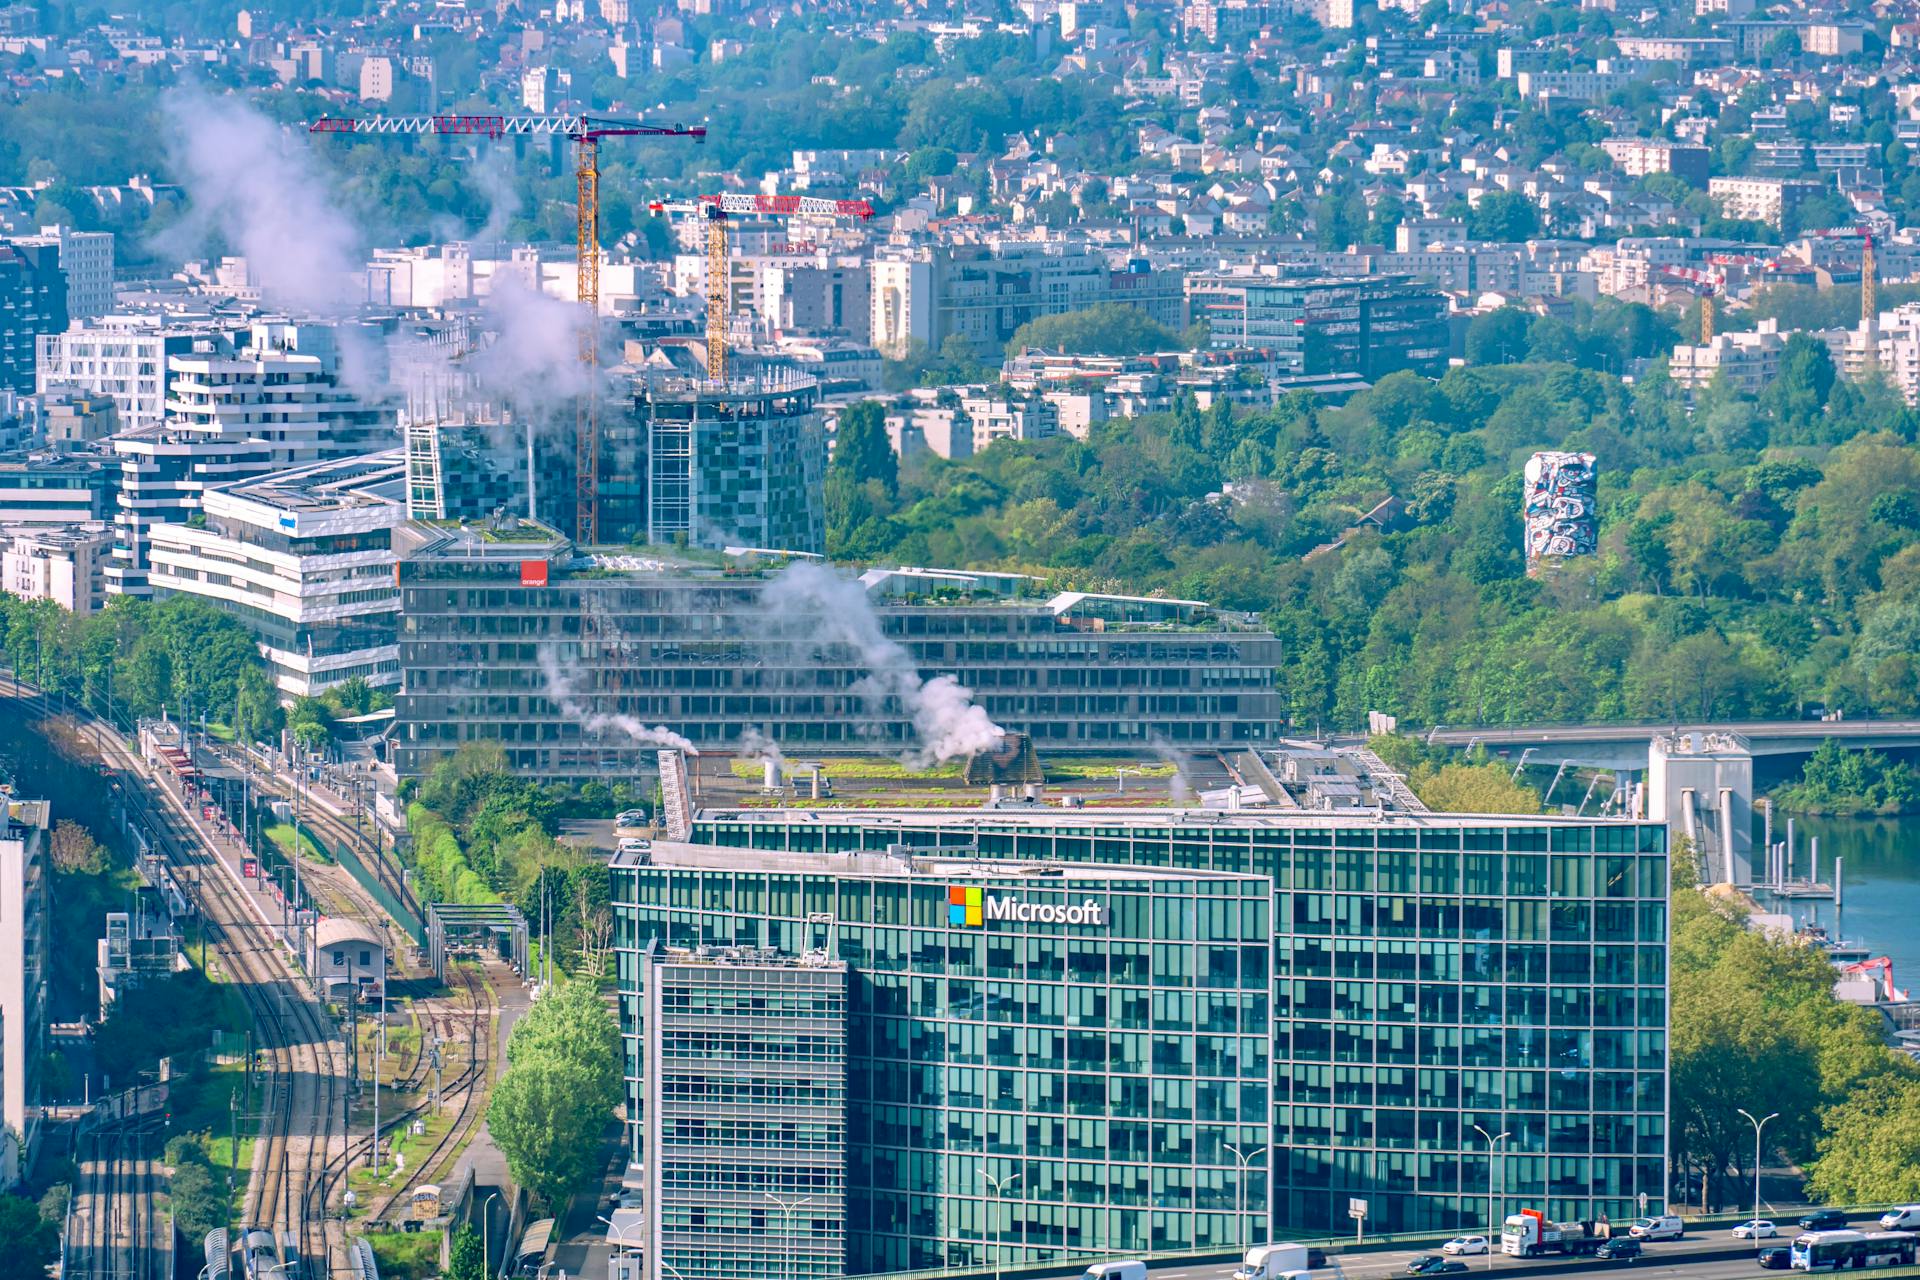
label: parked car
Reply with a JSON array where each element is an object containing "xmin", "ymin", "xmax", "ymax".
[
  {"xmin": 1799, "ymin": 1210, "xmax": 1848, "ymax": 1232},
  {"xmin": 1732, "ymin": 1221, "xmax": 1778, "ymax": 1240},
  {"xmin": 1596, "ymin": 1239, "xmax": 1643, "ymax": 1263},
  {"xmin": 1756, "ymin": 1249, "xmax": 1790, "ymax": 1270},
  {"xmin": 1442, "ymin": 1237, "xmax": 1490, "ymax": 1256},
  {"xmin": 614, "ymin": 809, "xmax": 646, "ymax": 827}
]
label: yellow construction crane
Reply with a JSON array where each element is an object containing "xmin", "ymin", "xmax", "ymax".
[
  {"xmin": 648, "ymin": 194, "xmax": 874, "ymax": 382},
  {"xmin": 310, "ymin": 112, "xmax": 705, "ymax": 545}
]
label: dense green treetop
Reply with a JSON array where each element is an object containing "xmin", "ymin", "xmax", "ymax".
[{"xmin": 829, "ymin": 346, "xmax": 1920, "ymax": 732}]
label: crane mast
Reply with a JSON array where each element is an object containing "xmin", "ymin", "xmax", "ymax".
[
  {"xmin": 649, "ymin": 194, "xmax": 874, "ymax": 383},
  {"xmin": 309, "ymin": 112, "xmax": 705, "ymax": 544}
]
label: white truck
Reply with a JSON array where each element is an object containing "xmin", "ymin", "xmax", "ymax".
[
  {"xmin": 1502, "ymin": 1211, "xmax": 1605, "ymax": 1257},
  {"xmin": 1235, "ymin": 1243, "xmax": 1315, "ymax": 1279}
]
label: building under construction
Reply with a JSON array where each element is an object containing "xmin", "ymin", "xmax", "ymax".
[
  {"xmin": 629, "ymin": 369, "xmax": 824, "ymax": 554},
  {"xmin": 401, "ymin": 368, "xmax": 823, "ymax": 553}
]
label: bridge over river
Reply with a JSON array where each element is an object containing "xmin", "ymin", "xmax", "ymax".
[{"xmin": 1338, "ymin": 718, "xmax": 1920, "ymax": 887}]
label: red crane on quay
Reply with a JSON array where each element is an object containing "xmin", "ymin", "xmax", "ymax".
[{"xmin": 308, "ymin": 112, "xmax": 707, "ymax": 545}]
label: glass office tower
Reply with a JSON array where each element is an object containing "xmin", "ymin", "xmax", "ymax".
[
  {"xmin": 622, "ymin": 807, "xmax": 1671, "ymax": 1261},
  {"xmin": 617, "ymin": 853, "xmax": 1275, "ymax": 1276},
  {"xmin": 637, "ymin": 946, "xmax": 848, "ymax": 1280}
]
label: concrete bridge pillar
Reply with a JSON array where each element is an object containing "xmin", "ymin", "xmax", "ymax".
[{"xmin": 1648, "ymin": 731, "xmax": 1753, "ymax": 885}]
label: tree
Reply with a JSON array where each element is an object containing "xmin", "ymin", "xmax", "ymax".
[
  {"xmin": 1464, "ymin": 308, "xmax": 1534, "ymax": 365},
  {"xmin": 831, "ymin": 402, "xmax": 897, "ymax": 497},
  {"xmin": 0, "ymin": 1194, "xmax": 59, "ymax": 1280},
  {"xmin": 487, "ymin": 1051, "xmax": 611, "ymax": 1210},
  {"xmin": 1004, "ymin": 302, "xmax": 1177, "ymax": 359},
  {"xmin": 1807, "ymin": 1074, "xmax": 1920, "ymax": 1203},
  {"xmin": 488, "ymin": 981, "xmax": 623, "ymax": 1209},
  {"xmin": 448, "ymin": 1226, "xmax": 487, "ymax": 1280},
  {"xmin": 232, "ymin": 664, "xmax": 283, "ymax": 748},
  {"xmin": 1407, "ymin": 761, "xmax": 1542, "ymax": 814},
  {"xmin": 48, "ymin": 819, "xmax": 103, "ymax": 875},
  {"xmin": 1468, "ymin": 190, "xmax": 1540, "ymax": 242}
]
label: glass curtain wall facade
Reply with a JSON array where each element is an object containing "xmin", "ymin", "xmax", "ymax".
[
  {"xmin": 639, "ymin": 949, "xmax": 848, "ymax": 1280},
  {"xmin": 393, "ymin": 552, "xmax": 1285, "ymax": 779},
  {"xmin": 668, "ymin": 812, "xmax": 1672, "ymax": 1240},
  {"xmin": 616, "ymin": 862, "xmax": 1274, "ymax": 1276}
]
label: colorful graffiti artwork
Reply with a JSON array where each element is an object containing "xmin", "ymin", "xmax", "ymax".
[{"xmin": 1523, "ymin": 450, "xmax": 1597, "ymax": 571}]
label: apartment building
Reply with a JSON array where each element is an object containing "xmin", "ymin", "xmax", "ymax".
[
  {"xmin": 1667, "ymin": 322, "xmax": 1788, "ymax": 393},
  {"xmin": 108, "ymin": 321, "xmax": 397, "ymax": 596},
  {"xmin": 1707, "ymin": 177, "xmax": 1826, "ymax": 229},
  {"xmin": 36, "ymin": 314, "xmax": 233, "ymax": 433},
  {"xmin": 15, "ymin": 225, "xmax": 114, "ymax": 320},
  {"xmin": 1599, "ymin": 139, "xmax": 1711, "ymax": 187},
  {"xmin": 2, "ymin": 524, "xmax": 114, "ymax": 614},
  {"xmin": 870, "ymin": 245, "xmax": 1183, "ymax": 358}
]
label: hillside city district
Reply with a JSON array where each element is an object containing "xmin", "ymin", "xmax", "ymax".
[{"xmin": 2, "ymin": 0, "xmax": 1920, "ymax": 1278}]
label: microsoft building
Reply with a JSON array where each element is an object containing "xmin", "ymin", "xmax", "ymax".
[{"xmin": 613, "ymin": 749, "xmax": 1672, "ymax": 1279}]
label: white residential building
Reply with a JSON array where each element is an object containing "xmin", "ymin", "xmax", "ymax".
[
  {"xmin": 2, "ymin": 523, "xmax": 114, "ymax": 614},
  {"xmin": 1707, "ymin": 177, "xmax": 1826, "ymax": 229},
  {"xmin": 0, "ymin": 789, "xmax": 50, "ymax": 1190},
  {"xmin": 959, "ymin": 390, "xmax": 1059, "ymax": 453},
  {"xmin": 869, "ymin": 243, "xmax": 1182, "ymax": 357},
  {"xmin": 36, "ymin": 314, "xmax": 228, "ymax": 432},
  {"xmin": 146, "ymin": 453, "xmax": 405, "ymax": 696},
  {"xmin": 1668, "ymin": 321, "xmax": 1789, "ymax": 393}
]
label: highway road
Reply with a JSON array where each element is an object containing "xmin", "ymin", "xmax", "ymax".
[{"xmin": 1138, "ymin": 1215, "xmax": 1902, "ymax": 1280}]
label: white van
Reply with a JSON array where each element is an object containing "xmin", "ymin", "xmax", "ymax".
[
  {"xmin": 1628, "ymin": 1215, "xmax": 1684, "ymax": 1241},
  {"xmin": 1880, "ymin": 1206, "xmax": 1920, "ymax": 1230},
  {"xmin": 1237, "ymin": 1243, "xmax": 1313, "ymax": 1278},
  {"xmin": 1081, "ymin": 1263, "xmax": 1148, "ymax": 1280}
]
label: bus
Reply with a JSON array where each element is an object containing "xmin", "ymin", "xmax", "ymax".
[{"xmin": 1791, "ymin": 1230, "xmax": 1918, "ymax": 1271}]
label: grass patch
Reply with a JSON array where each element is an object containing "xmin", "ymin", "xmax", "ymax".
[
  {"xmin": 264, "ymin": 821, "xmax": 333, "ymax": 865},
  {"xmin": 363, "ymin": 1230, "xmax": 445, "ymax": 1280}
]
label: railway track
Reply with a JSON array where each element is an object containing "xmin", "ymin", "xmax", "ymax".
[
  {"xmin": 119, "ymin": 759, "xmax": 348, "ymax": 1278},
  {"xmin": 72, "ymin": 1115, "xmax": 167, "ymax": 1280},
  {"xmin": 301, "ymin": 960, "xmax": 499, "ymax": 1229}
]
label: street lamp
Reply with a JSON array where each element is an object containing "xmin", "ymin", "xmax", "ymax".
[
  {"xmin": 764, "ymin": 1191, "xmax": 816, "ymax": 1280},
  {"xmin": 480, "ymin": 1190, "xmax": 502, "ymax": 1280},
  {"xmin": 1736, "ymin": 1109, "xmax": 1779, "ymax": 1245},
  {"xmin": 597, "ymin": 1213, "xmax": 642, "ymax": 1280},
  {"xmin": 1224, "ymin": 1142, "xmax": 1269, "ymax": 1252},
  {"xmin": 1472, "ymin": 1125, "xmax": 1511, "ymax": 1269},
  {"xmin": 981, "ymin": 1169, "xmax": 1023, "ymax": 1280}
]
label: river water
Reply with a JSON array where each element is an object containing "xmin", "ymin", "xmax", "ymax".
[{"xmin": 1758, "ymin": 812, "xmax": 1920, "ymax": 994}]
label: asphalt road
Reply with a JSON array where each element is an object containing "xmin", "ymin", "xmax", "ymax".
[{"xmin": 1137, "ymin": 1214, "xmax": 1897, "ymax": 1280}]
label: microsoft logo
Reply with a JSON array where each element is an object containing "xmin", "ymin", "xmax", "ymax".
[
  {"xmin": 949, "ymin": 886, "xmax": 984, "ymax": 926},
  {"xmin": 948, "ymin": 886, "xmax": 1109, "ymax": 928}
]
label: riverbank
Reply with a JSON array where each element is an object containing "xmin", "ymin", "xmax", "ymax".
[{"xmin": 1771, "ymin": 741, "xmax": 1920, "ymax": 816}]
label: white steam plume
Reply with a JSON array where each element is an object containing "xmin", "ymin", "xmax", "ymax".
[
  {"xmin": 739, "ymin": 726, "xmax": 786, "ymax": 769},
  {"xmin": 1147, "ymin": 733, "xmax": 1194, "ymax": 803},
  {"xmin": 762, "ymin": 563, "xmax": 1005, "ymax": 767},
  {"xmin": 539, "ymin": 649, "xmax": 699, "ymax": 755},
  {"xmin": 155, "ymin": 86, "xmax": 363, "ymax": 313}
]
